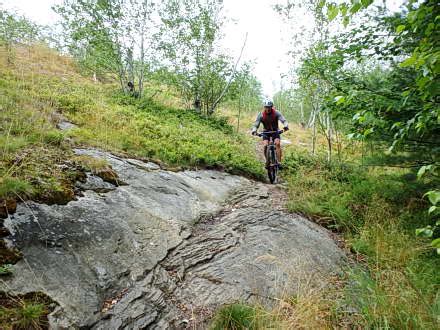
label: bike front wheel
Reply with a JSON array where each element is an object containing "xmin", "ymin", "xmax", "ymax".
[{"xmin": 267, "ymin": 148, "xmax": 278, "ymax": 184}]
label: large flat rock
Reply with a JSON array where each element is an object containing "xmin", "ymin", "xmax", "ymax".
[{"xmin": 2, "ymin": 149, "xmax": 346, "ymax": 329}]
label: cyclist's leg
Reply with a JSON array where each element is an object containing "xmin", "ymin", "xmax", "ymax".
[
  {"xmin": 275, "ymin": 138, "xmax": 282, "ymax": 163},
  {"xmin": 263, "ymin": 139, "xmax": 269, "ymax": 163}
]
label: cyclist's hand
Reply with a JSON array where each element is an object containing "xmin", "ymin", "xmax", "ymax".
[
  {"xmin": 251, "ymin": 131, "xmax": 257, "ymax": 136},
  {"xmin": 284, "ymin": 126, "xmax": 289, "ymax": 131}
]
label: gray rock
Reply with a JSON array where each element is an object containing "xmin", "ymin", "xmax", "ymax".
[
  {"xmin": 2, "ymin": 149, "xmax": 346, "ymax": 329},
  {"xmin": 57, "ymin": 120, "xmax": 77, "ymax": 131},
  {"xmin": 76, "ymin": 173, "xmax": 116, "ymax": 193},
  {"xmin": 126, "ymin": 158, "xmax": 160, "ymax": 171}
]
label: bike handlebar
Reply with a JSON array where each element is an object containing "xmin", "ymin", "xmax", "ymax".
[{"xmin": 256, "ymin": 130, "xmax": 284, "ymax": 137}]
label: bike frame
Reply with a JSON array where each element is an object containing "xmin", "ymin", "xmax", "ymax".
[{"xmin": 256, "ymin": 130, "xmax": 283, "ymax": 184}]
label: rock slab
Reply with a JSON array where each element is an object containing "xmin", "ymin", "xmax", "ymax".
[{"xmin": 2, "ymin": 149, "xmax": 346, "ymax": 329}]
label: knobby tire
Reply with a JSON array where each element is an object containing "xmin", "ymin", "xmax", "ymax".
[{"xmin": 267, "ymin": 147, "xmax": 277, "ymax": 184}]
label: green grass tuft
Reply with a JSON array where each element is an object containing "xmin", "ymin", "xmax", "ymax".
[
  {"xmin": 42, "ymin": 130, "xmax": 64, "ymax": 146},
  {"xmin": 210, "ymin": 303, "xmax": 263, "ymax": 330},
  {"xmin": 16, "ymin": 303, "xmax": 47, "ymax": 329},
  {"xmin": 0, "ymin": 177, "xmax": 33, "ymax": 199},
  {"xmin": 0, "ymin": 264, "xmax": 13, "ymax": 276}
]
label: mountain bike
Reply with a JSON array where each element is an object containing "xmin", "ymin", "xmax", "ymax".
[{"xmin": 257, "ymin": 130, "xmax": 284, "ymax": 184}]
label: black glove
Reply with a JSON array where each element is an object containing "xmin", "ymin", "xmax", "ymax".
[
  {"xmin": 284, "ymin": 126, "xmax": 289, "ymax": 131},
  {"xmin": 251, "ymin": 131, "xmax": 257, "ymax": 136}
]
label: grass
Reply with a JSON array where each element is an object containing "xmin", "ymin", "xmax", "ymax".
[
  {"xmin": 0, "ymin": 43, "xmax": 265, "ymax": 328},
  {"xmin": 0, "ymin": 264, "xmax": 12, "ymax": 276},
  {"xmin": 0, "ymin": 43, "xmax": 264, "ymax": 203},
  {"xmin": 280, "ymin": 146, "xmax": 440, "ymax": 329},
  {"xmin": 206, "ymin": 113, "xmax": 439, "ymax": 328},
  {"xmin": 209, "ymin": 269, "xmax": 347, "ymax": 329},
  {"xmin": 210, "ymin": 303, "xmax": 266, "ymax": 330},
  {"xmin": 0, "ymin": 292, "xmax": 54, "ymax": 330},
  {"xmin": 0, "ymin": 177, "xmax": 33, "ymax": 199}
]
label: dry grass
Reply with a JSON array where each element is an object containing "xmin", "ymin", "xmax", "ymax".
[
  {"xmin": 211, "ymin": 254, "xmax": 348, "ymax": 329},
  {"xmin": 0, "ymin": 43, "xmax": 264, "ymax": 204}
]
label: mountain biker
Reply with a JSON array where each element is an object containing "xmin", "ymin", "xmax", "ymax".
[{"xmin": 251, "ymin": 99, "xmax": 289, "ymax": 167}]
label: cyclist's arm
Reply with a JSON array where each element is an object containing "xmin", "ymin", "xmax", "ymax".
[
  {"xmin": 251, "ymin": 112, "xmax": 263, "ymax": 133},
  {"xmin": 277, "ymin": 112, "xmax": 289, "ymax": 129}
]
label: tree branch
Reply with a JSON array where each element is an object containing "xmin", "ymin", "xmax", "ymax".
[{"xmin": 209, "ymin": 32, "xmax": 248, "ymax": 114}]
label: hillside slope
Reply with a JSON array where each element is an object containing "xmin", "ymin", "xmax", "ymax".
[
  {"xmin": 0, "ymin": 45, "xmax": 349, "ymax": 329},
  {"xmin": 0, "ymin": 44, "xmax": 264, "ymax": 205}
]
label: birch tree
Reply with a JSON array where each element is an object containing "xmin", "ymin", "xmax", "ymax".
[
  {"xmin": 158, "ymin": 0, "xmax": 235, "ymax": 114},
  {"xmin": 55, "ymin": 0, "xmax": 156, "ymax": 95}
]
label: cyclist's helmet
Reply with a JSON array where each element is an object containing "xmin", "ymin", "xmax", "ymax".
[{"xmin": 263, "ymin": 99, "xmax": 274, "ymax": 107}]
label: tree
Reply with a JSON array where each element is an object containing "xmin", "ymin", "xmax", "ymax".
[
  {"xmin": 158, "ymin": 0, "xmax": 238, "ymax": 114},
  {"xmin": 55, "ymin": 0, "xmax": 156, "ymax": 95},
  {"xmin": 283, "ymin": 0, "xmax": 439, "ymax": 251},
  {"xmin": 226, "ymin": 62, "xmax": 263, "ymax": 131},
  {"xmin": 277, "ymin": 0, "xmax": 336, "ymax": 160},
  {"xmin": 0, "ymin": 7, "xmax": 41, "ymax": 64}
]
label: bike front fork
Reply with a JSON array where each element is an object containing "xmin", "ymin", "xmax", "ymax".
[{"xmin": 264, "ymin": 145, "xmax": 280, "ymax": 164}]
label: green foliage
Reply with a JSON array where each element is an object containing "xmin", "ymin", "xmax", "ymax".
[
  {"xmin": 0, "ymin": 264, "xmax": 12, "ymax": 276},
  {"xmin": 0, "ymin": 6, "xmax": 44, "ymax": 69},
  {"xmin": 283, "ymin": 145, "xmax": 440, "ymax": 328},
  {"xmin": 0, "ymin": 291, "xmax": 56, "ymax": 329},
  {"xmin": 0, "ymin": 7, "xmax": 41, "ymax": 46},
  {"xmin": 345, "ymin": 262, "xmax": 440, "ymax": 329},
  {"xmin": 293, "ymin": 0, "xmax": 439, "ymax": 162},
  {"xmin": 43, "ymin": 130, "xmax": 64, "ymax": 146},
  {"xmin": 210, "ymin": 303, "xmax": 262, "ymax": 330},
  {"xmin": 55, "ymin": 0, "xmax": 156, "ymax": 95},
  {"xmin": 158, "ymin": 0, "xmax": 234, "ymax": 114},
  {"xmin": 0, "ymin": 301, "xmax": 47, "ymax": 329},
  {"xmin": 1, "ymin": 43, "xmax": 264, "ymax": 186},
  {"xmin": 58, "ymin": 89, "xmax": 264, "ymax": 178},
  {"xmin": 0, "ymin": 177, "xmax": 33, "ymax": 199},
  {"xmin": 288, "ymin": 0, "xmax": 440, "ymax": 252},
  {"xmin": 16, "ymin": 303, "xmax": 46, "ymax": 328}
]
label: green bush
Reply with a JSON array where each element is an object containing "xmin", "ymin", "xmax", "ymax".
[
  {"xmin": 15, "ymin": 303, "xmax": 46, "ymax": 329},
  {"xmin": 0, "ymin": 177, "xmax": 33, "ymax": 198},
  {"xmin": 55, "ymin": 90, "xmax": 92, "ymax": 114},
  {"xmin": 43, "ymin": 130, "xmax": 64, "ymax": 146},
  {"xmin": 210, "ymin": 303, "xmax": 262, "ymax": 330},
  {"xmin": 0, "ymin": 264, "xmax": 13, "ymax": 276}
]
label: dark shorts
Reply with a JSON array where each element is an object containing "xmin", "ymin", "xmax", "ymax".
[{"xmin": 262, "ymin": 132, "xmax": 280, "ymax": 142}]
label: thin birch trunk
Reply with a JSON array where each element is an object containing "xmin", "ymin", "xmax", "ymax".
[{"xmin": 209, "ymin": 32, "xmax": 248, "ymax": 114}]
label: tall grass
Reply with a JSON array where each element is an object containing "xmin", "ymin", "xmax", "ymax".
[
  {"xmin": 0, "ymin": 292, "xmax": 53, "ymax": 329},
  {"xmin": 0, "ymin": 44, "xmax": 264, "ymax": 202},
  {"xmin": 207, "ymin": 134, "xmax": 439, "ymax": 328},
  {"xmin": 281, "ymin": 147, "xmax": 440, "ymax": 329}
]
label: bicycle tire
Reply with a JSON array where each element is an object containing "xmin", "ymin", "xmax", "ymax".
[
  {"xmin": 267, "ymin": 147, "xmax": 277, "ymax": 184},
  {"xmin": 271, "ymin": 148, "xmax": 278, "ymax": 183}
]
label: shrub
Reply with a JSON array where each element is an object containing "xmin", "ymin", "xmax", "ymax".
[
  {"xmin": 15, "ymin": 303, "xmax": 47, "ymax": 329},
  {"xmin": 0, "ymin": 177, "xmax": 33, "ymax": 198},
  {"xmin": 210, "ymin": 303, "xmax": 262, "ymax": 330},
  {"xmin": 43, "ymin": 130, "xmax": 64, "ymax": 146},
  {"xmin": 0, "ymin": 264, "xmax": 12, "ymax": 276}
]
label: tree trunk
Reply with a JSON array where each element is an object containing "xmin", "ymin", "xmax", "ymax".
[
  {"xmin": 300, "ymin": 102, "xmax": 305, "ymax": 127},
  {"xmin": 326, "ymin": 112, "xmax": 332, "ymax": 163},
  {"xmin": 209, "ymin": 33, "xmax": 248, "ymax": 114},
  {"xmin": 237, "ymin": 93, "xmax": 242, "ymax": 132},
  {"xmin": 311, "ymin": 109, "xmax": 317, "ymax": 155}
]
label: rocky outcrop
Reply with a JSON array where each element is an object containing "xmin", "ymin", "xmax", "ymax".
[{"xmin": 1, "ymin": 149, "xmax": 346, "ymax": 329}]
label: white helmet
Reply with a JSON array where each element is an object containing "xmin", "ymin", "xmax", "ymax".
[{"xmin": 263, "ymin": 99, "xmax": 273, "ymax": 107}]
